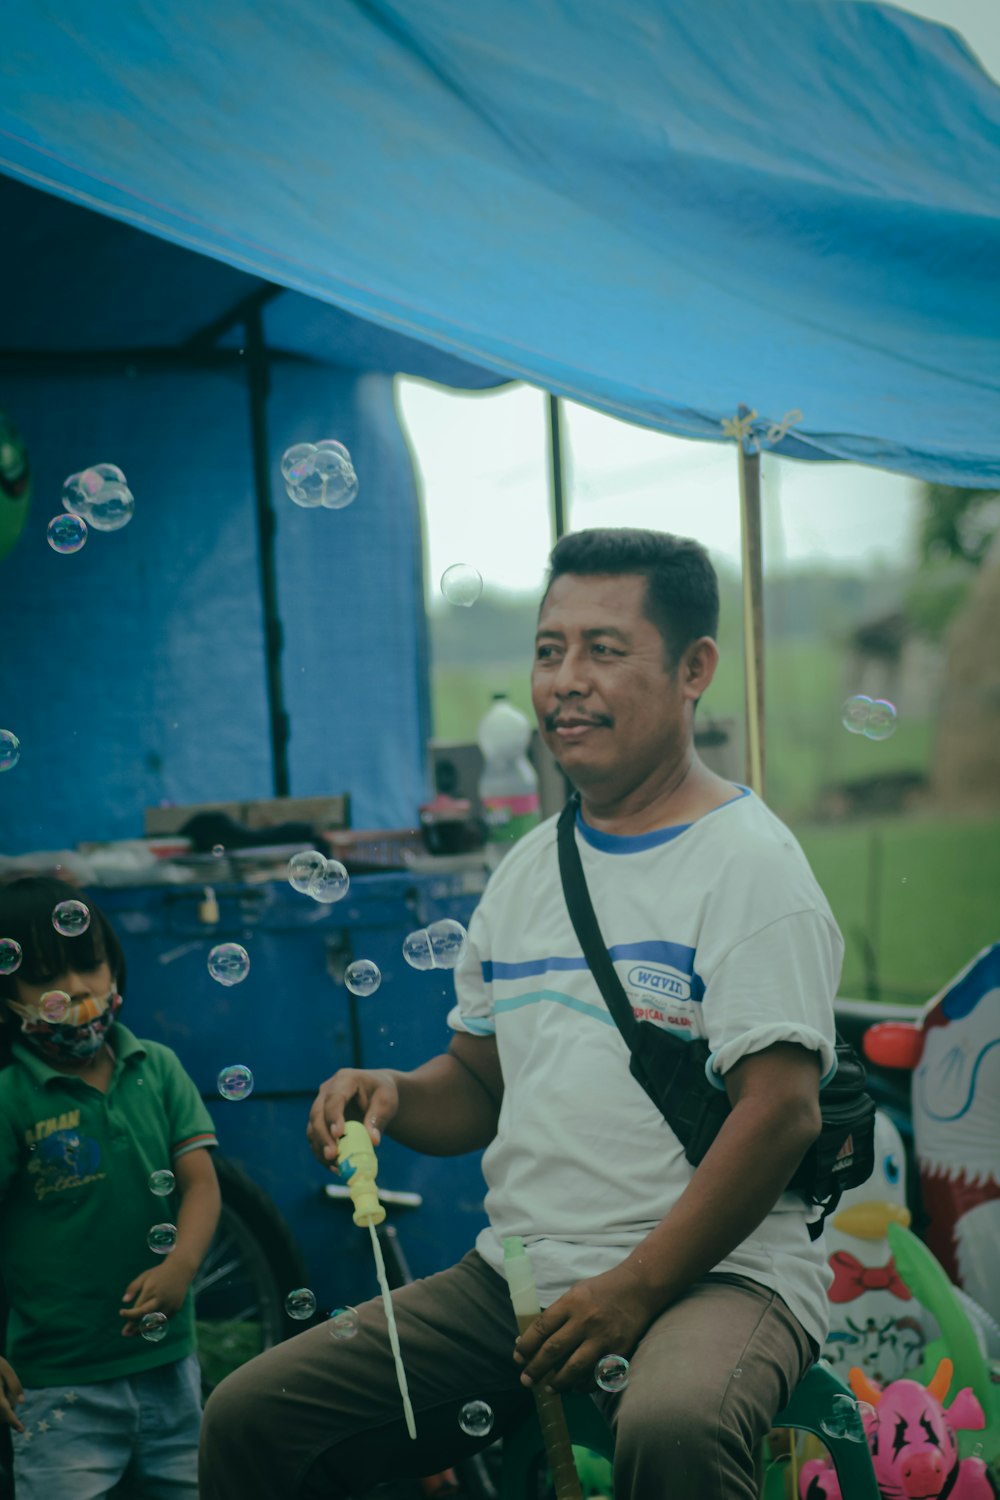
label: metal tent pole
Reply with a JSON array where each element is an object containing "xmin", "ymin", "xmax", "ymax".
[
  {"xmin": 547, "ymin": 393, "xmax": 567, "ymax": 541},
  {"xmin": 737, "ymin": 440, "xmax": 765, "ymax": 797},
  {"xmin": 244, "ymin": 305, "xmax": 290, "ymax": 797}
]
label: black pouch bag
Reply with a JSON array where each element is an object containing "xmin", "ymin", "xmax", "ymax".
[{"xmin": 556, "ymin": 797, "xmax": 875, "ymax": 1237}]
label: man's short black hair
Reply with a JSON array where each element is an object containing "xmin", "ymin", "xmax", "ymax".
[{"xmin": 542, "ymin": 527, "xmax": 719, "ymax": 667}]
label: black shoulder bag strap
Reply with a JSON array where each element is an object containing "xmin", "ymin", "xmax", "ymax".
[
  {"xmin": 556, "ymin": 795, "xmax": 728, "ymax": 1144},
  {"xmin": 556, "ymin": 795, "xmax": 642, "ymax": 1049}
]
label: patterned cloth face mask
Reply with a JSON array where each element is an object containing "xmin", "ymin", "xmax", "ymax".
[{"xmin": 8, "ymin": 988, "xmax": 122, "ymax": 1061}]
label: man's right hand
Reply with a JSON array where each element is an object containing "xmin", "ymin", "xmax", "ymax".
[
  {"xmin": 307, "ymin": 1068, "xmax": 400, "ymax": 1169},
  {"xmin": 0, "ymin": 1355, "xmax": 24, "ymax": 1432}
]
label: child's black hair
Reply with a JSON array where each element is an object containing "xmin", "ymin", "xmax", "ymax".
[{"xmin": 0, "ymin": 877, "xmax": 126, "ymax": 1065}]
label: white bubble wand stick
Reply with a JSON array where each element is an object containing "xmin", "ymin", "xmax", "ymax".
[{"xmin": 337, "ymin": 1120, "xmax": 417, "ymax": 1440}]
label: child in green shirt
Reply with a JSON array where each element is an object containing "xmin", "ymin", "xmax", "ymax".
[{"xmin": 0, "ymin": 877, "xmax": 220, "ymax": 1500}]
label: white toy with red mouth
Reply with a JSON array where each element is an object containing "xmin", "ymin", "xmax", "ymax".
[{"xmin": 823, "ymin": 1110, "xmax": 933, "ymax": 1385}]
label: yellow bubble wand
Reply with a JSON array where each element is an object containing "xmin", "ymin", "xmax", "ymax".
[{"xmin": 337, "ymin": 1120, "xmax": 417, "ymax": 1440}]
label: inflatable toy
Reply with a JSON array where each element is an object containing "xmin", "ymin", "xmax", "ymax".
[
  {"xmin": 0, "ymin": 408, "xmax": 31, "ymax": 564},
  {"xmin": 799, "ymin": 1358, "xmax": 994, "ymax": 1499},
  {"xmin": 865, "ymin": 944, "xmax": 1000, "ymax": 1328}
]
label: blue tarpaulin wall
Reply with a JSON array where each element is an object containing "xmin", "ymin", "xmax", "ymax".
[
  {"xmin": 2, "ymin": 0, "xmax": 999, "ymax": 482},
  {"xmin": 0, "ymin": 179, "xmax": 503, "ymax": 852},
  {"xmin": 2, "ymin": 0, "xmax": 1000, "ymax": 852}
]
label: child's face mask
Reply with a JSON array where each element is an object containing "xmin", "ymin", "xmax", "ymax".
[{"xmin": 8, "ymin": 987, "xmax": 122, "ymax": 1062}]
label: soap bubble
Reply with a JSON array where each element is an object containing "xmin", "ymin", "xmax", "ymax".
[
  {"xmin": 316, "ymin": 444, "xmax": 359, "ymax": 510},
  {"xmin": 212, "ymin": 844, "xmax": 225, "ymax": 858},
  {"xmin": 345, "ymin": 960, "xmax": 382, "ymax": 997},
  {"xmin": 427, "ymin": 919, "xmax": 468, "ymax": 969},
  {"xmin": 0, "ymin": 730, "xmax": 19, "ymax": 771},
  {"xmin": 441, "ymin": 564, "xmax": 483, "ymax": 608},
  {"xmin": 62, "ymin": 469, "xmax": 102, "ymax": 517},
  {"xmin": 285, "ymin": 1287, "xmax": 317, "ymax": 1321},
  {"xmin": 147, "ymin": 1222, "xmax": 178, "ymax": 1254},
  {"xmin": 328, "ymin": 1305, "xmax": 360, "ymax": 1340},
  {"xmin": 865, "ymin": 699, "xmax": 897, "ymax": 741},
  {"xmin": 40, "ymin": 991, "xmax": 70, "ymax": 1023},
  {"xmin": 87, "ymin": 481, "xmax": 135, "ymax": 532},
  {"xmin": 458, "ymin": 1400, "xmax": 494, "ymax": 1438},
  {"xmin": 217, "ymin": 1064, "xmax": 254, "ymax": 1101},
  {"xmin": 47, "ymin": 512, "xmax": 88, "ymax": 554},
  {"xmin": 281, "ymin": 443, "xmax": 318, "ymax": 485},
  {"xmin": 288, "ymin": 850, "xmax": 327, "ymax": 894},
  {"xmin": 402, "ymin": 928, "xmax": 435, "ymax": 971},
  {"xmin": 842, "ymin": 694, "xmax": 873, "ymax": 735},
  {"xmin": 207, "ymin": 943, "xmax": 250, "ymax": 986},
  {"xmin": 52, "ymin": 900, "xmax": 91, "ymax": 937},
  {"xmin": 307, "ymin": 859, "xmax": 350, "ymax": 904},
  {"xmin": 148, "ymin": 1169, "xmax": 175, "ymax": 1197},
  {"xmin": 595, "ymin": 1354, "xmax": 630, "ymax": 1392},
  {"xmin": 140, "ymin": 1311, "xmax": 169, "ymax": 1342},
  {"xmin": 820, "ymin": 1394, "xmax": 866, "ymax": 1442},
  {"xmin": 0, "ymin": 939, "xmax": 22, "ymax": 975}
]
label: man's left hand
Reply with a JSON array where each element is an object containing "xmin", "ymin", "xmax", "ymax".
[{"xmin": 513, "ymin": 1263, "xmax": 658, "ymax": 1393}]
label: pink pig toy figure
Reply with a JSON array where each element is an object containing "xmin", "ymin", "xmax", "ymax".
[{"xmin": 799, "ymin": 1358, "xmax": 995, "ymax": 1500}]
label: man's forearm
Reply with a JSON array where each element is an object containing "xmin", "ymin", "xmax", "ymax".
[
  {"xmin": 384, "ymin": 1052, "xmax": 500, "ymax": 1156},
  {"xmin": 622, "ymin": 1097, "xmax": 820, "ymax": 1311}
]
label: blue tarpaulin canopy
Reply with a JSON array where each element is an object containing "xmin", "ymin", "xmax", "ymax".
[
  {"xmin": 2, "ymin": 0, "xmax": 999, "ymax": 854},
  {"xmin": 2, "ymin": 0, "xmax": 999, "ymax": 484}
]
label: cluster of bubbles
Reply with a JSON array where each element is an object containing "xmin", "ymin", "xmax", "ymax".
[
  {"xmin": 841, "ymin": 695, "xmax": 898, "ymax": 741},
  {"xmin": 402, "ymin": 920, "xmax": 468, "ymax": 971},
  {"xmin": 328, "ymin": 1306, "xmax": 360, "ymax": 1340},
  {"xmin": 52, "ymin": 900, "xmax": 91, "ymax": 938},
  {"xmin": 207, "ymin": 943, "xmax": 251, "ymax": 986},
  {"xmin": 0, "ymin": 730, "xmax": 19, "ymax": 772},
  {"xmin": 594, "ymin": 1354, "xmax": 630, "ymax": 1392},
  {"xmin": 288, "ymin": 851, "xmax": 350, "ymax": 905},
  {"xmin": 148, "ymin": 1169, "xmax": 175, "ymax": 1197},
  {"xmin": 53, "ymin": 463, "xmax": 136, "ymax": 553},
  {"xmin": 0, "ymin": 939, "xmax": 22, "ymax": 976},
  {"xmin": 345, "ymin": 960, "xmax": 382, "ymax": 997},
  {"xmin": 217, "ymin": 1063, "xmax": 254, "ymax": 1101},
  {"xmin": 281, "ymin": 441, "xmax": 359, "ymax": 510},
  {"xmin": 286, "ymin": 1287, "xmax": 318, "ymax": 1321},
  {"xmin": 147, "ymin": 1223, "xmax": 178, "ymax": 1254},
  {"xmin": 440, "ymin": 564, "xmax": 483, "ymax": 608},
  {"xmin": 458, "ymin": 1400, "xmax": 494, "ymax": 1437},
  {"xmin": 820, "ymin": 1393, "xmax": 876, "ymax": 1443}
]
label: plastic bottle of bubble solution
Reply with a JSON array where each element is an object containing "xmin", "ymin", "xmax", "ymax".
[{"xmin": 476, "ymin": 694, "xmax": 541, "ymax": 852}]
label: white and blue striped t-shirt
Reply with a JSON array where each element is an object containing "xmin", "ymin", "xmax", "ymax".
[{"xmin": 448, "ymin": 786, "xmax": 842, "ymax": 1348}]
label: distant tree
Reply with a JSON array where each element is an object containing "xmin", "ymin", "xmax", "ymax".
[
  {"xmin": 918, "ymin": 484, "xmax": 1000, "ymax": 567},
  {"xmin": 905, "ymin": 484, "xmax": 1000, "ymax": 642}
]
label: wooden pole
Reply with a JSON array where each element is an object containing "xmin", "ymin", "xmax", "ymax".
[
  {"xmin": 737, "ymin": 441, "xmax": 765, "ymax": 797},
  {"xmin": 547, "ymin": 393, "xmax": 567, "ymax": 541}
]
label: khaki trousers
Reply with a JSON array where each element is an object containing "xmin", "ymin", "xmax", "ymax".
[{"xmin": 199, "ymin": 1250, "xmax": 815, "ymax": 1500}]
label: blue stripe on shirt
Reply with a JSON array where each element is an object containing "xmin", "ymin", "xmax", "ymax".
[
  {"xmin": 484, "ymin": 941, "xmax": 705, "ymax": 1001},
  {"xmin": 493, "ymin": 990, "xmax": 617, "ymax": 1026}
]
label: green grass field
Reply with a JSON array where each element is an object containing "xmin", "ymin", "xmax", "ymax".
[{"xmin": 431, "ymin": 647, "xmax": 999, "ymax": 1007}]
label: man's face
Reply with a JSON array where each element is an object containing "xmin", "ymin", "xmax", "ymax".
[{"xmin": 531, "ymin": 572, "xmax": 695, "ymax": 794}]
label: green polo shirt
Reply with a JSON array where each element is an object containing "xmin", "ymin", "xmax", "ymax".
[{"xmin": 0, "ymin": 1023, "xmax": 217, "ymax": 1387}]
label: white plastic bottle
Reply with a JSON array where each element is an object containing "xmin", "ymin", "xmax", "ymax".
[{"xmin": 476, "ymin": 694, "xmax": 541, "ymax": 851}]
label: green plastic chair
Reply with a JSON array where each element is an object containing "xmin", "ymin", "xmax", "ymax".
[{"xmin": 499, "ymin": 1361, "xmax": 880, "ymax": 1500}]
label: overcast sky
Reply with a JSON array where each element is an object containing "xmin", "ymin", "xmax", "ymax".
[{"xmin": 397, "ymin": 0, "xmax": 999, "ymax": 598}]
